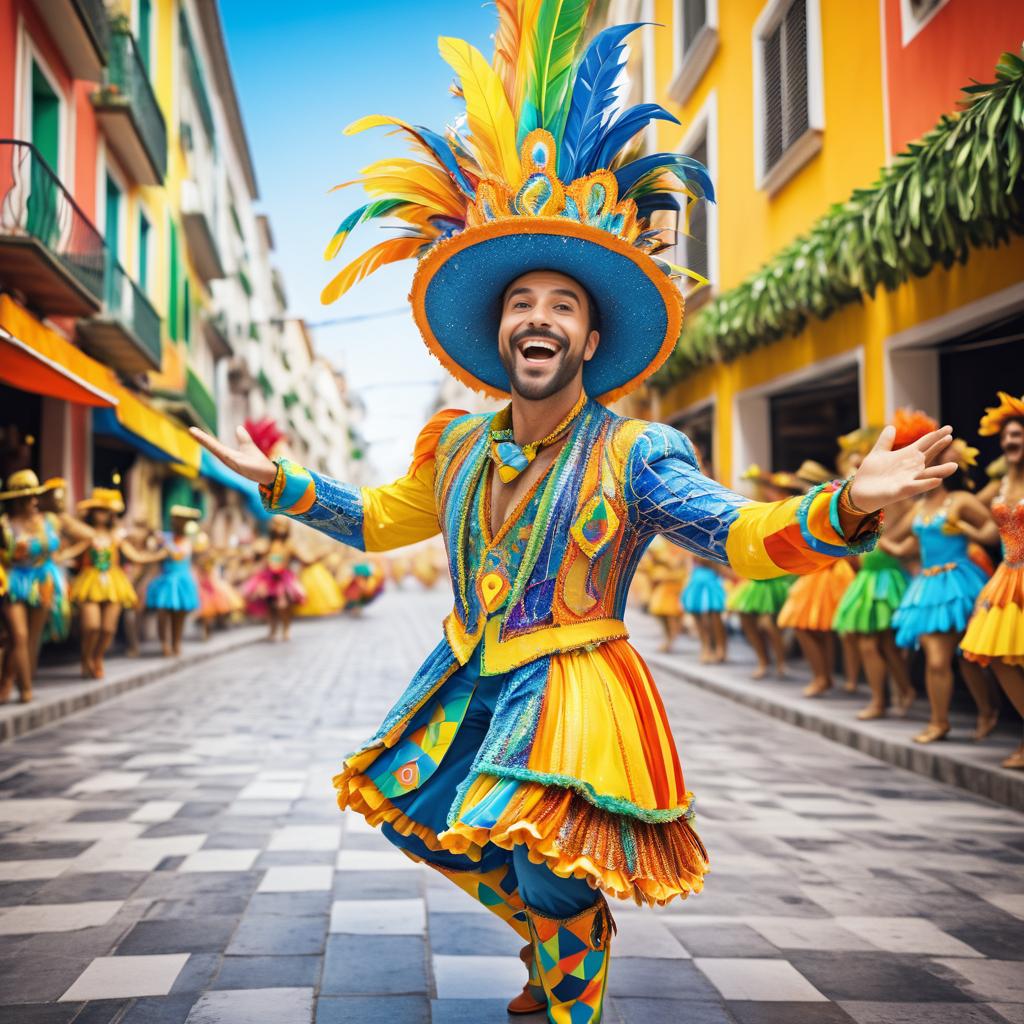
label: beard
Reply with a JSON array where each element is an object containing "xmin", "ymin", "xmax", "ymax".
[{"xmin": 499, "ymin": 328, "xmax": 586, "ymax": 401}]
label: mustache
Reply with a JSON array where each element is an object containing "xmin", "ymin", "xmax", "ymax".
[{"xmin": 510, "ymin": 325, "xmax": 568, "ymax": 349}]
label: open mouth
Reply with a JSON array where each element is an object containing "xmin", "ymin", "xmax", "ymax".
[{"xmin": 516, "ymin": 337, "xmax": 561, "ymax": 364}]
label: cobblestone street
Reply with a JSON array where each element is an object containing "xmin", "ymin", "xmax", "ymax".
[{"xmin": 0, "ymin": 587, "xmax": 1022, "ymax": 1024}]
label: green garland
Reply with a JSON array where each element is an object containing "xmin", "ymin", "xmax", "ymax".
[{"xmin": 654, "ymin": 48, "xmax": 1024, "ymax": 388}]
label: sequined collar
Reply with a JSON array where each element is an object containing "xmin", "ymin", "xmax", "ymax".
[{"xmin": 488, "ymin": 389, "xmax": 587, "ymax": 484}]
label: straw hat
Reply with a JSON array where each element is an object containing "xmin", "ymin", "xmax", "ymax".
[
  {"xmin": 794, "ymin": 460, "xmax": 833, "ymax": 486},
  {"xmin": 169, "ymin": 504, "xmax": 202, "ymax": 521},
  {"xmin": 0, "ymin": 469, "xmax": 46, "ymax": 500},
  {"xmin": 77, "ymin": 487, "xmax": 126, "ymax": 514}
]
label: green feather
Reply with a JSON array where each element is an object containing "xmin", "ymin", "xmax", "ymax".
[{"xmin": 520, "ymin": 0, "xmax": 593, "ymax": 148}]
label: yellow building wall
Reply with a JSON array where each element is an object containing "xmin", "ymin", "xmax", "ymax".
[{"xmin": 648, "ymin": 1, "xmax": 1022, "ymax": 482}]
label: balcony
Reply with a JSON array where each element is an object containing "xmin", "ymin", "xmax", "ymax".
[
  {"xmin": 0, "ymin": 139, "xmax": 105, "ymax": 316},
  {"xmin": 78, "ymin": 254, "xmax": 162, "ymax": 373},
  {"xmin": 200, "ymin": 308, "xmax": 233, "ymax": 360},
  {"xmin": 30, "ymin": 0, "xmax": 109, "ymax": 80},
  {"xmin": 181, "ymin": 179, "xmax": 224, "ymax": 284},
  {"xmin": 92, "ymin": 27, "xmax": 167, "ymax": 184},
  {"xmin": 154, "ymin": 366, "xmax": 218, "ymax": 434}
]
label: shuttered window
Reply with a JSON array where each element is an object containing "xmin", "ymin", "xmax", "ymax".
[
  {"xmin": 760, "ymin": 0, "xmax": 810, "ymax": 175},
  {"xmin": 681, "ymin": 135, "xmax": 709, "ymax": 286},
  {"xmin": 681, "ymin": 0, "xmax": 707, "ymax": 56}
]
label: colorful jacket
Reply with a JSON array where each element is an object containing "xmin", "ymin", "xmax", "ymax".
[{"xmin": 261, "ymin": 398, "xmax": 877, "ymax": 674}]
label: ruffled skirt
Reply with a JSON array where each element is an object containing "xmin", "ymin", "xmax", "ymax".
[
  {"xmin": 777, "ymin": 560, "xmax": 855, "ymax": 631},
  {"xmin": 893, "ymin": 559, "xmax": 989, "ymax": 648},
  {"xmin": 682, "ymin": 565, "xmax": 726, "ymax": 614},
  {"xmin": 70, "ymin": 566, "xmax": 138, "ymax": 608},
  {"xmin": 961, "ymin": 561, "xmax": 1024, "ymax": 666},
  {"xmin": 242, "ymin": 567, "xmax": 306, "ymax": 608},
  {"xmin": 727, "ymin": 575, "xmax": 793, "ymax": 615},
  {"xmin": 295, "ymin": 562, "xmax": 343, "ymax": 617},
  {"xmin": 197, "ymin": 572, "xmax": 244, "ymax": 619},
  {"xmin": 648, "ymin": 580, "xmax": 684, "ymax": 617},
  {"xmin": 334, "ymin": 638, "xmax": 709, "ymax": 906},
  {"xmin": 146, "ymin": 568, "xmax": 201, "ymax": 612},
  {"xmin": 832, "ymin": 551, "xmax": 907, "ymax": 634}
]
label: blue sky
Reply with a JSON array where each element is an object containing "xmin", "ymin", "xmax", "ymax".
[{"xmin": 219, "ymin": 1, "xmax": 496, "ymax": 477}]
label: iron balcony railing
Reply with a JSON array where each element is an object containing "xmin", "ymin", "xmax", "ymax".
[
  {"xmin": 186, "ymin": 365, "xmax": 218, "ymax": 434},
  {"xmin": 104, "ymin": 251, "xmax": 161, "ymax": 367},
  {"xmin": 103, "ymin": 28, "xmax": 167, "ymax": 179},
  {"xmin": 0, "ymin": 138, "xmax": 106, "ymax": 304},
  {"xmin": 75, "ymin": 0, "xmax": 111, "ymax": 64}
]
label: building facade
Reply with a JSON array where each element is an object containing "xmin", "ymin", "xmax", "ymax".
[{"xmin": 630, "ymin": 0, "xmax": 1024, "ymax": 482}]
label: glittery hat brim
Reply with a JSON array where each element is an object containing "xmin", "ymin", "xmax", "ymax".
[{"xmin": 409, "ymin": 218, "xmax": 683, "ymax": 404}]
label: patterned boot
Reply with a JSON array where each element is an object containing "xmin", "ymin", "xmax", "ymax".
[
  {"xmin": 527, "ymin": 895, "xmax": 613, "ymax": 1023},
  {"xmin": 433, "ymin": 862, "xmax": 546, "ymax": 1014}
]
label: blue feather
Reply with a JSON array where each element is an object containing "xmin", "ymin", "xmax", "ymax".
[
  {"xmin": 615, "ymin": 153, "xmax": 716, "ymax": 204},
  {"xmin": 412, "ymin": 123, "xmax": 477, "ymax": 198},
  {"xmin": 592, "ymin": 103, "xmax": 680, "ymax": 171},
  {"xmin": 560, "ymin": 21, "xmax": 647, "ymax": 179}
]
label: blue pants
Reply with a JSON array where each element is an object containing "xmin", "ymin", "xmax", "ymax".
[{"xmin": 380, "ymin": 645, "xmax": 595, "ymax": 919}]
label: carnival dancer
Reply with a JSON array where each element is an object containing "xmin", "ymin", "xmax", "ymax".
[
  {"xmin": 242, "ymin": 517, "xmax": 309, "ymax": 640},
  {"xmin": 190, "ymin": 10, "xmax": 958, "ymax": 1019},
  {"xmin": 727, "ymin": 467, "xmax": 799, "ymax": 679},
  {"xmin": 832, "ymin": 427, "xmax": 916, "ymax": 719},
  {"xmin": 0, "ymin": 470, "xmax": 71, "ymax": 703},
  {"xmin": 296, "ymin": 549, "xmax": 345, "ymax": 618},
  {"xmin": 962, "ymin": 393, "xmax": 1024, "ymax": 768},
  {"xmin": 146, "ymin": 505, "xmax": 202, "ymax": 657},
  {"xmin": 682, "ymin": 555, "xmax": 728, "ymax": 663},
  {"xmin": 647, "ymin": 537, "xmax": 688, "ymax": 652},
  {"xmin": 885, "ymin": 423, "xmax": 999, "ymax": 744},
  {"xmin": 338, "ymin": 558, "xmax": 385, "ymax": 615},
  {"xmin": 195, "ymin": 534, "xmax": 245, "ymax": 638},
  {"xmin": 777, "ymin": 460, "xmax": 860, "ymax": 698},
  {"xmin": 66, "ymin": 488, "xmax": 165, "ymax": 678},
  {"xmin": 37, "ymin": 477, "xmax": 92, "ymax": 646}
]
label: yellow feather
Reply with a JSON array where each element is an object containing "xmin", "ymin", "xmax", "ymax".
[
  {"xmin": 513, "ymin": 0, "xmax": 543, "ymax": 114},
  {"xmin": 438, "ymin": 36, "xmax": 520, "ymax": 183},
  {"xmin": 358, "ymin": 158, "xmax": 464, "ymax": 215},
  {"xmin": 320, "ymin": 236, "xmax": 425, "ymax": 305},
  {"xmin": 491, "ymin": 0, "xmax": 520, "ymax": 105}
]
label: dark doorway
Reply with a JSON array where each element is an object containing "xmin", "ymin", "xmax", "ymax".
[{"xmin": 769, "ymin": 366, "xmax": 860, "ymax": 474}]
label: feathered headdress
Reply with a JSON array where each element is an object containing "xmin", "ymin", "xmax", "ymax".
[
  {"xmin": 322, "ymin": 2, "xmax": 713, "ymax": 403},
  {"xmin": 978, "ymin": 391, "xmax": 1024, "ymax": 436},
  {"xmin": 243, "ymin": 418, "xmax": 287, "ymax": 459},
  {"xmin": 891, "ymin": 408, "xmax": 939, "ymax": 450}
]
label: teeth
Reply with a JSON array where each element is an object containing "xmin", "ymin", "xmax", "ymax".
[{"xmin": 519, "ymin": 339, "xmax": 557, "ymax": 354}]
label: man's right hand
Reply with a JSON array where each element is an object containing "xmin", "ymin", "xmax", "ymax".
[{"xmin": 189, "ymin": 426, "xmax": 278, "ymax": 486}]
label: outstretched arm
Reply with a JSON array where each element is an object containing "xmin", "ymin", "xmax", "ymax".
[
  {"xmin": 628, "ymin": 422, "xmax": 956, "ymax": 579},
  {"xmin": 190, "ymin": 410, "xmax": 466, "ymax": 552}
]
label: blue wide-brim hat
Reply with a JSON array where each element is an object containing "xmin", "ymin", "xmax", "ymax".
[{"xmin": 410, "ymin": 215, "xmax": 683, "ymax": 404}]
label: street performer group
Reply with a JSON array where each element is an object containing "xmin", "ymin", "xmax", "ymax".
[{"xmin": 191, "ymin": 4, "xmax": 962, "ymax": 1020}]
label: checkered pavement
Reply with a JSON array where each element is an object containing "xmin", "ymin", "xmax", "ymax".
[{"xmin": 0, "ymin": 587, "xmax": 1021, "ymax": 1024}]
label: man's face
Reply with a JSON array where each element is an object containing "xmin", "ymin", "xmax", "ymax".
[
  {"xmin": 1001, "ymin": 420, "xmax": 1024, "ymax": 466},
  {"xmin": 497, "ymin": 270, "xmax": 599, "ymax": 401}
]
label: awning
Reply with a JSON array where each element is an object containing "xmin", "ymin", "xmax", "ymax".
[
  {"xmin": 199, "ymin": 448, "xmax": 269, "ymax": 520},
  {"xmin": 0, "ymin": 294, "xmax": 200, "ymax": 472},
  {"xmin": 0, "ymin": 328, "xmax": 118, "ymax": 406}
]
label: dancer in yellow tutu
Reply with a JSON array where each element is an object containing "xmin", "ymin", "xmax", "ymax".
[
  {"xmin": 297, "ymin": 550, "xmax": 345, "ymax": 617},
  {"xmin": 67, "ymin": 488, "xmax": 165, "ymax": 678},
  {"xmin": 963, "ymin": 393, "xmax": 1024, "ymax": 768}
]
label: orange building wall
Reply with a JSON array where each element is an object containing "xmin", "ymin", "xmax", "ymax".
[{"xmin": 884, "ymin": 0, "xmax": 1024, "ymax": 153}]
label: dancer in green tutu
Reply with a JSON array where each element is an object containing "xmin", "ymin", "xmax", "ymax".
[
  {"xmin": 832, "ymin": 428, "xmax": 915, "ymax": 719},
  {"xmin": 726, "ymin": 466, "xmax": 800, "ymax": 679}
]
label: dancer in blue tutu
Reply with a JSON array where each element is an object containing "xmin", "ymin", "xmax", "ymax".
[
  {"xmin": 681, "ymin": 556, "xmax": 728, "ymax": 664},
  {"xmin": 145, "ymin": 505, "xmax": 202, "ymax": 657},
  {"xmin": 884, "ymin": 435, "xmax": 999, "ymax": 743}
]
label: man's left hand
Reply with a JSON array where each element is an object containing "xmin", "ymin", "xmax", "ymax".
[{"xmin": 848, "ymin": 424, "xmax": 957, "ymax": 513}]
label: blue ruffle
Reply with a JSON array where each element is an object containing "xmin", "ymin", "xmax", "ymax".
[
  {"xmin": 146, "ymin": 571, "xmax": 201, "ymax": 612},
  {"xmin": 681, "ymin": 565, "xmax": 726, "ymax": 614},
  {"xmin": 893, "ymin": 560, "xmax": 988, "ymax": 648}
]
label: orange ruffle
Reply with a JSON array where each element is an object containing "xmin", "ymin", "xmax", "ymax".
[
  {"xmin": 961, "ymin": 563, "xmax": 1024, "ymax": 666},
  {"xmin": 777, "ymin": 559, "xmax": 855, "ymax": 631}
]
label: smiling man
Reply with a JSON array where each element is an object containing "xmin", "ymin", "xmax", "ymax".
[{"xmin": 191, "ymin": 7, "xmax": 958, "ymax": 1022}]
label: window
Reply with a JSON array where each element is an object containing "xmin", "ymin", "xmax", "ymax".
[
  {"xmin": 752, "ymin": 0, "xmax": 824, "ymax": 194},
  {"xmin": 138, "ymin": 212, "xmax": 150, "ymax": 290},
  {"xmin": 669, "ymin": 0, "xmax": 719, "ymax": 105},
  {"xmin": 183, "ymin": 276, "xmax": 191, "ymax": 346},
  {"xmin": 104, "ymin": 175, "xmax": 121, "ymax": 263},
  {"xmin": 27, "ymin": 61, "xmax": 62, "ymax": 245},
  {"xmin": 168, "ymin": 218, "xmax": 180, "ymax": 341},
  {"xmin": 137, "ymin": 0, "xmax": 153, "ymax": 75},
  {"xmin": 900, "ymin": 0, "xmax": 950, "ymax": 45}
]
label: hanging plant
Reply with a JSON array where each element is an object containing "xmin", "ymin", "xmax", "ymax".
[{"xmin": 653, "ymin": 47, "xmax": 1024, "ymax": 388}]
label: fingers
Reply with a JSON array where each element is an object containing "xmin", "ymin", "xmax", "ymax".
[
  {"xmin": 189, "ymin": 426, "xmax": 240, "ymax": 468},
  {"xmin": 913, "ymin": 425, "xmax": 953, "ymax": 453},
  {"xmin": 916, "ymin": 461, "xmax": 958, "ymax": 481},
  {"xmin": 871, "ymin": 424, "xmax": 896, "ymax": 454},
  {"xmin": 921, "ymin": 436, "xmax": 955, "ymax": 466}
]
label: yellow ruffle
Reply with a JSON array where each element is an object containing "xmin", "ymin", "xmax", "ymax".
[
  {"xmin": 295, "ymin": 562, "xmax": 344, "ymax": 617},
  {"xmin": 962, "ymin": 566, "xmax": 1024, "ymax": 666},
  {"xmin": 69, "ymin": 566, "xmax": 137, "ymax": 608}
]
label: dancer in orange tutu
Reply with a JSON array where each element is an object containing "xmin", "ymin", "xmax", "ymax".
[{"xmin": 962, "ymin": 393, "xmax": 1024, "ymax": 768}]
